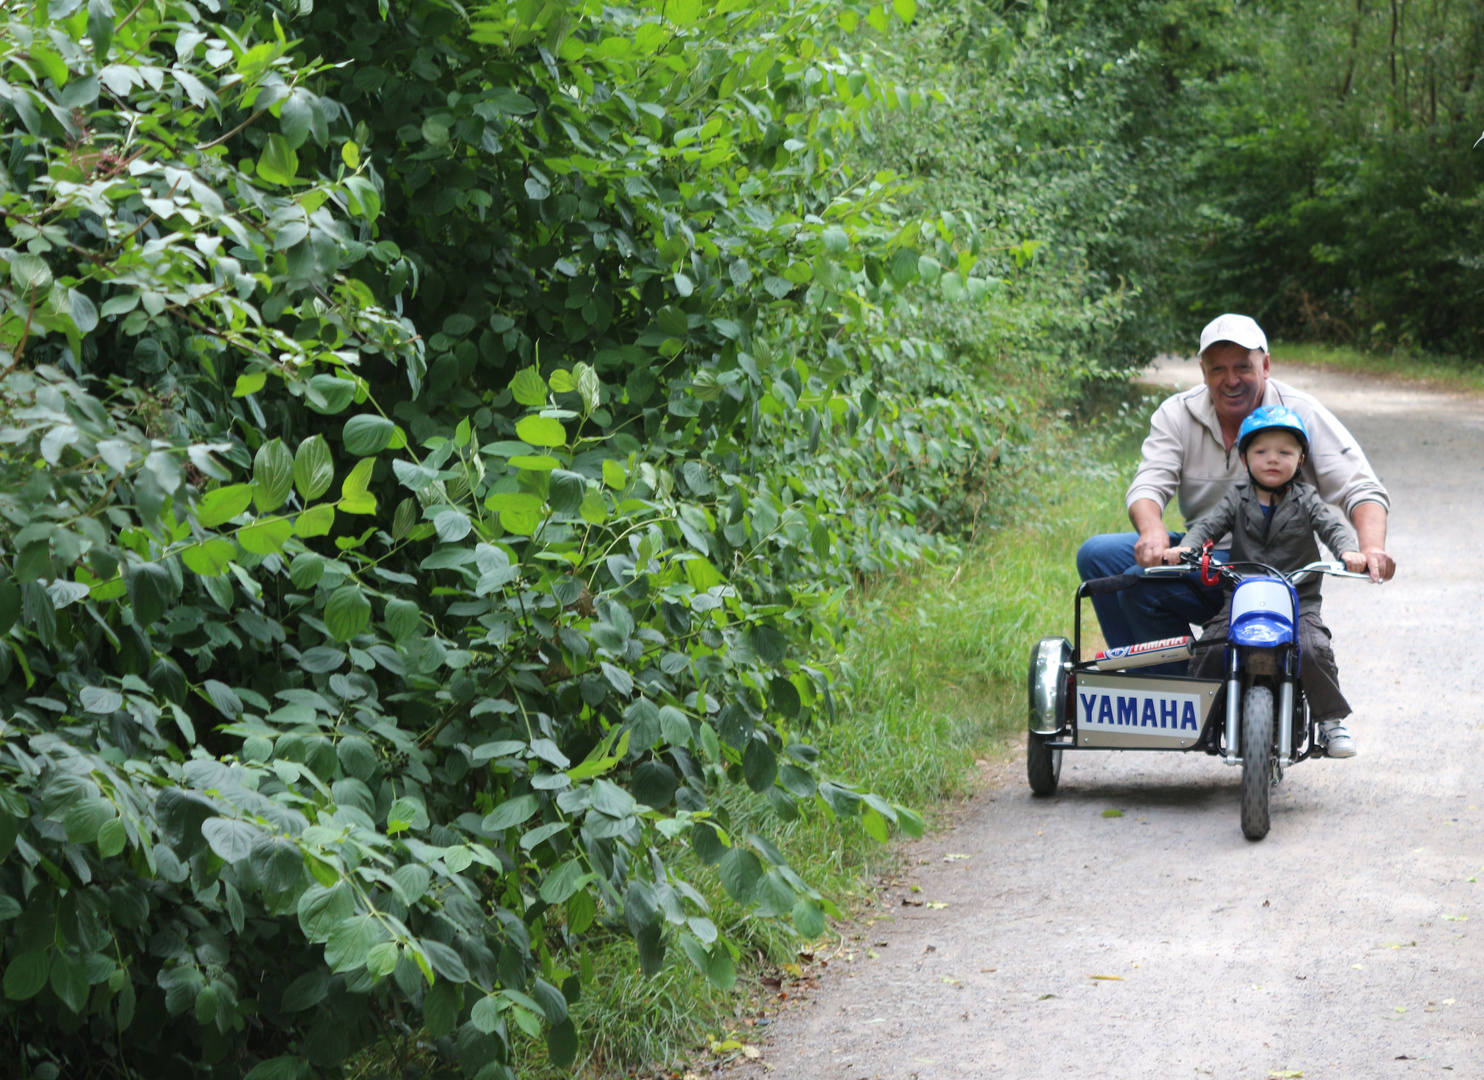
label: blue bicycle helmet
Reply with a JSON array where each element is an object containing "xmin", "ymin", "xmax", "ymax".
[{"xmin": 1237, "ymin": 404, "xmax": 1309, "ymax": 456}]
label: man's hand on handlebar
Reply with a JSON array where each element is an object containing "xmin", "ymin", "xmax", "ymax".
[
  {"xmin": 1362, "ymin": 547, "xmax": 1396, "ymax": 583},
  {"xmin": 1133, "ymin": 530, "xmax": 1171, "ymax": 568}
]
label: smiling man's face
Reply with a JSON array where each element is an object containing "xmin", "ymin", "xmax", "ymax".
[{"xmin": 1200, "ymin": 342, "xmax": 1270, "ymax": 434}]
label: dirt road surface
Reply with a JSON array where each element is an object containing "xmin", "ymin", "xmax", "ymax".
[{"xmin": 736, "ymin": 359, "xmax": 1484, "ymax": 1079}]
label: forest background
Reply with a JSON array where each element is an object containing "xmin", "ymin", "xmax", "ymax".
[{"xmin": 0, "ymin": 0, "xmax": 1477, "ymax": 1078}]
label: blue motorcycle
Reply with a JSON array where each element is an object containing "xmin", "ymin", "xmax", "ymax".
[{"xmin": 1026, "ymin": 544, "xmax": 1372, "ymax": 839}]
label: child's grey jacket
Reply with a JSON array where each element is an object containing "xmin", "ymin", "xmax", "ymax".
[{"xmin": 1180, "ymin": 479, "xmax": 1359, "ymax": 616}]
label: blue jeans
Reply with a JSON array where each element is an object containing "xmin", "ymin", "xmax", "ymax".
[{"xmin": 1075, "ymin": 532, "xmax": 1228, "ymax": 674}]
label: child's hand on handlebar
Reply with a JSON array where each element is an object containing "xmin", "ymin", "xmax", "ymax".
[
  {"xmin": 1161, "ymin": 545, "xmax": 1192, "ymax": 566},
  {"xmin": 1340, "ymin": 550, "xmax": 1367, "ymax": 574}
]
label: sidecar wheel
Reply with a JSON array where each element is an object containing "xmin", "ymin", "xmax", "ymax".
[
  {"xmin": 1027, "ymin": 732, "xmax": 1062, "ymax": 797},
  {"xmin": 1240, "ymin": 685, "xmax": 1274, "ymax": 841}
]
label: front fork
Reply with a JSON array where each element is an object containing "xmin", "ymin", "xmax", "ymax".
[
  {"xmin": 1223, "ymin": 645, "xmax": 1299, "ymax": 766},
  {"xmin": 1223, "ymin": 649, "xmax": 1240, "ymax": 765},
  {"xmin": 1277, "ymin": 649, "xmax": 1297, "ymax": 766}
]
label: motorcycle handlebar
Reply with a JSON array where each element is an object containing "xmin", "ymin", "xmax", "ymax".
[{"xmin": 1158, "ymin": 551, "xmax": 1378, "ymax": 585}]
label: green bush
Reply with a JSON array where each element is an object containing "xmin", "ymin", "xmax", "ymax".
[{"xmin": 0, "ymin": 0, "xmax": 1027, "ymax": 1076}]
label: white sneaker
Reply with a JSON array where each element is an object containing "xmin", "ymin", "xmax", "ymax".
[{"xmin": 1319, "ymin": 720, "xmax": 1357, "ymax": 758}]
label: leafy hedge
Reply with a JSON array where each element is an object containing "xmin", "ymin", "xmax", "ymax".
[{"xmin": 0, "ymin": 0, "xmax": 1019, "ymax": 1076}]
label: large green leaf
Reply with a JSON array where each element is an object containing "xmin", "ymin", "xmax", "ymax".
[
  {"xmin": 257, "ymin": 134, "xmax": 300, "ymax": 186},
  {"xmin": 706, "ymin": 949, "xmax": 736, "ymax": 992},
  {"xmin": 126, "ymin": 563, "xmax": 174, "ymax": 625},
  {"xmin": 49, "ymin": 952, "xmax": 87, "ymax": 1014},
  {"xmin": 482, "ymin": 794, "xmax": 538, "ymax": 833},
  {"xmin": 342, "ymin": 414, "xmax": 395, "ymax": 456},
  {"xmin": 539, "ymin": 860, "xmax": 593, "ymax": 905},
  {"xmin": 515, "ymin": 415, "xmax": 566, "ymax": 448},
  {"xmin": 509, "ymin": 367, "xmax": 547, "ymax": 406},
  {"xmin": 294, "ymin": 435, "xmax": 335, "ymax": 500},
  {"xmin": 791, "ymin": 897, "xmax": 826, "ymax": 938},
  {"xmin": 253, "ymin": 439, "xmax": 295, "ymax": 513},
  {"xmin": 717, "ymin": 847, "xmax": 762, "ymax": 904},
  {"xmin": 383, "ymin": 597, "xmax": 422, "ymax": 641},
  {"xmin": 294, "ymin": 504, "xmax": 335, "ymax": 538},
  {"xmin": 9, "ymin": 253, "xmax": 52, "ymax": 296},
  {"xmin": 422, "ymin": 979, "xmax": 459, "ymax": 1038},
  {"xmin": 325, "ymin": 585, "xmax": 371, "ymax": 642},
  {"xmin": 196, "ymin": 484, "xmax": 254, "ymax": 528},
  {"xmin": 201, "ymin": 818, "xmax": 260, "ymax": 863},
  {"xmin": 547, "ymin": 1018, "xmax": 579, "ymax": 1069},
  {"xmin": 339, "ymin": 458, "xmax": 377, "ymax": 514},
  {"xmin": 325, "ymin": 914, "xmax": 379, "ymax": 973},
  {"xmin": 280, "ymin": 971, "xmax": 330, "ymax": 1013},
  {"xmin": 180, "ymin": 538, "xmax": 236, "ymax": 576},
  {"xmin": 279, "ymin": 88, "xmax": 316, "ymax": 149},
  {"xmin": 3, "ymin": 952, "xmax": 49, "ymax": 1001},
  {"xmin": 297, "ymin": 883, "xmax": 354, "ymax": 941},
  {"xmin": 742, "ymin": 740, "xmax": 777, "ymax": 792},
  {"xmin": 238, "ymin": 518, "xmax": 293, "ymax": 555},
  {"xmin": 306, "ymin": 374, "xmax": 356, "ymax": 414}
]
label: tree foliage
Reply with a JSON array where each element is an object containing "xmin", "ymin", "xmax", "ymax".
[
  {"xmin": 860, "ymin": 0, "xmax": 1233, "ymax": 379},
  {"xmin": 1177, "ymin": 0, "xmax": 1484, "ymax": 355},
  {"xmin": 0, "ymin": 0, "xmax": 1020, "ymax": 1076}
]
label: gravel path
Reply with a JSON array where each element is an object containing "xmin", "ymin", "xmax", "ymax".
[{"xmin": 736, "ymin": 359, "xmax": 1484, "ymax": 1080}]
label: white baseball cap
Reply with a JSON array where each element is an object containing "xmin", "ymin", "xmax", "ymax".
[{"xmin": 1198, "ymin": 313, "xmax": 1268, "ymax": 357}]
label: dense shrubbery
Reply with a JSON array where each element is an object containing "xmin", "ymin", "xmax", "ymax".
[{"xmin": 0, "ymin": 0, "xmax": 1028, "ymax": 1076}]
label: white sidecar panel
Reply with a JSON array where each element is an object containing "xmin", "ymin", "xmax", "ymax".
[{"xmin": 1072, "ymin": 673, "xmax": 1222, "ymax": 749}]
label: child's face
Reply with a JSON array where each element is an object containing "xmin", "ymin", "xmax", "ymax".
[{"xmin": 1243, "ymin": 430, "xmax": 1304, "ymax": 487}]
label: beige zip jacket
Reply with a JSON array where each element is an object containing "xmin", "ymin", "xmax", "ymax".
[{"xmin": 1126, "ymin": 377, "xmax": 1390, "ymax": 528}]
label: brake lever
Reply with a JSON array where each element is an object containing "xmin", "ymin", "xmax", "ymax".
[{"xmin": 1199, "ymin": 540, "xmax": 1221, "ymax": 587}]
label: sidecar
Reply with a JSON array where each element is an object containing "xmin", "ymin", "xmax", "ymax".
[{"xmin": 1025, "ymin": 571, "xmax": 1230, "ymax": 797}]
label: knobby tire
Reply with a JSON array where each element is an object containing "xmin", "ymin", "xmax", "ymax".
[
  {"xmin": 1027, "ymin": 733, "xmax": 1062, "ymax": 797},
  {"xmin": 1241, "ymin": 684, "xmax": 1275, "ymax": 840}
]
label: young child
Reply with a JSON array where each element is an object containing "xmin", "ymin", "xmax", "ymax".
[{"xmin": 1163, "ymin": 405, "xmax": 1367, "ymax": 758}]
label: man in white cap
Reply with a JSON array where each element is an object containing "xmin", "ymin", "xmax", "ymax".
[{"xmin": 1075, "ymin": 314, "xmax": 1396, "ymax": 751}]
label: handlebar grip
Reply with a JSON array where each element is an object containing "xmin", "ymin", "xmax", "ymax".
[{"xmin": 1079, "ymin": 572, "xmax": 1144, "ymax": 597}]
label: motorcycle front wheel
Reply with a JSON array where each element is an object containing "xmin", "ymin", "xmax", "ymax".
[{"xmin": 1240, "ymin": 684, "xmax": 1274, "ymax": 841}]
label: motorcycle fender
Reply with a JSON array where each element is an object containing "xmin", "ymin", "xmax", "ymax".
[{"xmin": 1027, "ymin": 636, "xmax": 1072, "ymax": 735}]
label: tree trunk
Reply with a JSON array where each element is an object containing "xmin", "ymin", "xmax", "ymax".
[
  {"xmin": 1338, "ymin": 0, "xmax": 1364, "ymax": 100},
  {"xmin": 1390, "ymin": 0, "xmax": 1399, "ymax": 89}
]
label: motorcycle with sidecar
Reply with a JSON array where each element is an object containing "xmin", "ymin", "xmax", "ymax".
[{"xmin": 1026, "ymin": 545, "xmax": 1373, "ymax": 839}]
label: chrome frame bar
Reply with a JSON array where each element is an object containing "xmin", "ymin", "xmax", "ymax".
[
  {"xmin": 1224, "ymin": 648, "xmax": 1241, "ymax": 766},
  {"xmin": 1278, "ymin": 677, "xmax": 1295, "ymax": 765}
]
